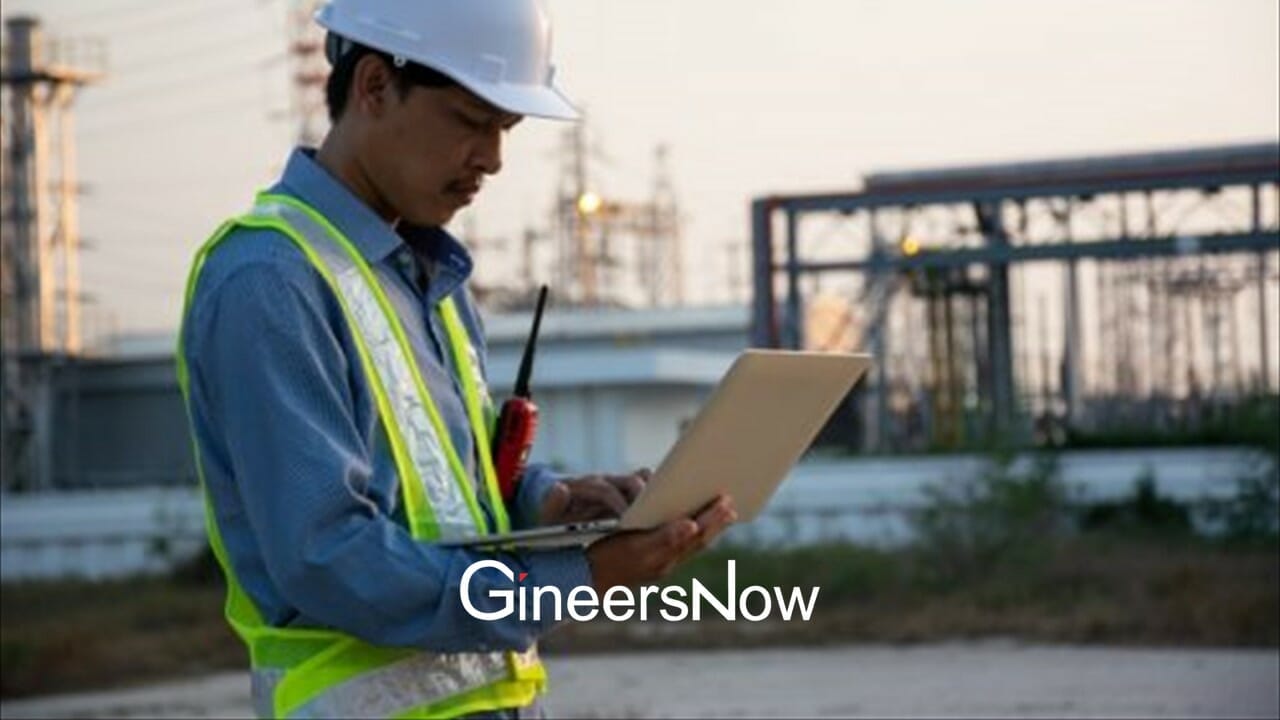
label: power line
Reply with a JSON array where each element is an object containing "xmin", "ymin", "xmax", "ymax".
[
  {"xmin": 80, "ymin": 51, "xmax": 284, "ymax": 115},
  {"xmin": 61, "ymin": 0, "xmax": 185, "ymax": 29},
  {"xmin": 109, "ymin": 25, "xmax": 280, "ymax": 79},
  {"xmin": 83, "ymin": 0, "xmax": 268, "ymax": 38},
  {"xmin": 77, "ymin": 84, "xmax": 276, "ymax": 137}
]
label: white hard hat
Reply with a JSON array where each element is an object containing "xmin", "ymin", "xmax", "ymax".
[{"xmin": 315, "ymin": 0, "xmax": 579, "ymax": 121}]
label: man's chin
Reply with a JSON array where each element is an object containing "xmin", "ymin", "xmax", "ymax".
[{"xmin": 403, "ymin": 204, "xmax": 456, "ymax": 228}]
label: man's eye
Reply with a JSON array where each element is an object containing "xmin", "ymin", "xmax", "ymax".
[{"xmin": 459, "ymin": 113, "xmax": 487, "ymax": 130}]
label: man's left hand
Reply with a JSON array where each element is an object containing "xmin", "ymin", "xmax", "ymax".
[{"xmin": 538, "ymin": 469, "xmax": 650, "ymax": 525}]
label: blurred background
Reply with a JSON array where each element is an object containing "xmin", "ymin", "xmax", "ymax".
[{"xmin": 1, "ymin": 0, "xmax": 1277, "ymax": 717}]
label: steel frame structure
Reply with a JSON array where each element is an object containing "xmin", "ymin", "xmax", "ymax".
[{"xmin": 751, "ymin": 142, "xmax": 1280, "ymax": 450}]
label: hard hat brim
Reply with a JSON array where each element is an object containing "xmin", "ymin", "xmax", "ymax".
[{"xmin": 460, "ymin": 78, "xmax": 580, "ymax": 122}]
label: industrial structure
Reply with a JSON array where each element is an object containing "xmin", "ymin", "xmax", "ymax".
[
  {"xmin": 752, "ymin": 142, "xmax": 1280, "ymax": 451},
  {"xmin": 472, "ymin": 119, "xmax": 686, "ymax": 312},
  {"xmin": 541, "ymin": 120, "xmax": 685, "ymax": 309},
  {"xmin": 1, "ymin": 16, "xmax": 104, "ymax": 491}
]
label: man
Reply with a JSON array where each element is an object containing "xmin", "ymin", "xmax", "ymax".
[{"xmin": 176, "ymin": 1, "xmax": 737, "ymax": 718}]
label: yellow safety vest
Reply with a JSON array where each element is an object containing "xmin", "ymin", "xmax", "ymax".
[{"xmin": 176, "ymin": 193, "xmax": 547, "ymax": 718}]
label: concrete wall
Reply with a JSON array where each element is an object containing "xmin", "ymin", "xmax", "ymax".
[
  {"xmin": 21, "ymin": 306, "xmax": 748, "ymax": 491},
  {"xmin": 48, "ymin": 356, "xmax": 196, "ymax": 490},
  {"xmin": 3, "ymin": 448, "xmax": 1264, "ymax": 580}
]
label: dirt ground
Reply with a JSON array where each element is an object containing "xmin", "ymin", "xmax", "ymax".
[{"xmin": 2, "ymin": 642, "xmax": 1277, "ymax": 719}]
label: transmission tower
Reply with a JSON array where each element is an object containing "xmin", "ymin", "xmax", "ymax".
[
  {"xmin": 638, "ymin": 144, "xmax": 684, "ymax": 306},
  {"xmin": 551, "ymin": 119, "xmax": 597, "ymax": 304},
  {"xmin": 1, "ymin": 16, "xmax": 104, "ymax": 490},
  {"xmin": 549, "ymin": 119, "xmax": 685, "ymax": 308}
]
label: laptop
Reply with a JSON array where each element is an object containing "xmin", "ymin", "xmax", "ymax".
[{"xmin": 443, "ymin": 349, "xmax": 872, "ymax": 550}]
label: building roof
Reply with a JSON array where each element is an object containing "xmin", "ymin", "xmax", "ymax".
[
  {"xmin": 486, "ymin": 347, "xmax": 737, "ymax": 390},
  {"xmin": 95, "ymin": 305, "xmax": 750, "ymax": 358},
  {"xmin": 483, "ymin": 304, "xmax": 749, "ymax": 343},
  {"xmin": 862, "ymin": 141, "xmax": 1279, "ymax": 196}
]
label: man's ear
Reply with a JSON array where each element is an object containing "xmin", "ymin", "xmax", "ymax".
[{"xmin": 352, "ymin": 54, "xmax": 394, "ymax": 117}]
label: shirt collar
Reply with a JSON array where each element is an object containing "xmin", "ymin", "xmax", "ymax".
[
  {"xmin": 274, "ymin": 147, "xmax": 474, "ymax": 302},
  {"xmin": 276, "ymin": 147, "xmax": 402, "ymax": 263}
]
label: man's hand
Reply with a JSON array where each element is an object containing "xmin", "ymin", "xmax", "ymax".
[
  {"xmin": 538, "ymin": 469, "xmax": 650, "ymax": 525},
  {"xmin": 586, "ymin": 494, "xmax": 737, "ymax": 593}
]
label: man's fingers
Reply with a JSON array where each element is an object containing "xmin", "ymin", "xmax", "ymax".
[
  {"xmin": 693, "ymin": 494, "xmax": 737, "ymax": 529},
  {"xmin": 574, "ymin": 476, "xmax": 631, "ymax": 516},
  {"xmin": 677, "ymin": 495, "xmax": 737, "ymax": 562},
  {"xmin": 649, "ymin": 520, "xmax": 698, "ymax": 576},
  {"xmin": 538, "ymin": 482, "xmax": 572, "ymax": 524},
  {"xmin": 604, "ymin": 472, "xmax": 647, "ymax": 503},
  {"xmin": 588, "ymin": 495, "xmax": 735, "ymax": 588},
  {"xmin": 668, "ymin": 518, "xmax": 698, "ymax": 548}
]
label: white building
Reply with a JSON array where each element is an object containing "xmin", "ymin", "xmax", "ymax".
[{"xmin": 483, "ymin": 305, "xmax": 747, "ymax": 472}]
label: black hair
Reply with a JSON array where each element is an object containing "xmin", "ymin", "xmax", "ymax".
[{"xmin": 324, "ymin": 33, "xmax": 458, "ymax": 123}]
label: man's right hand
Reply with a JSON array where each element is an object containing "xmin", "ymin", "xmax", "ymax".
[{"xmin": 585, "ymin": 494, "xmax": 737, "ymax": 593}]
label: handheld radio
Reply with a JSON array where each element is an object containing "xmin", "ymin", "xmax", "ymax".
[{"xmin": 492, "ymin": 285, "xmax": 549, "ymax": 503}]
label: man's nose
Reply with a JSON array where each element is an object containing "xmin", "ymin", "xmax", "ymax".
[{"xmin": 472, "ymin": 127, "xmax": 503, "ymax": 176}]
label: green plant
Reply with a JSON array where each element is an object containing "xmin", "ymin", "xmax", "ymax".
[
  {"xmin": 908, "ymin": 452, "xmax": 1070, "ymax": 586},
  {"xmin": 1064, "ymin": 393, "xmax": 1280, "ymax": 452},
  {"xmin": 1077, "ymin": 470, "xmax": 1194, "ymax": 538},
  {"xmin": 1202, "ymin": 456, "xmax": 1280, "ymax": 543}
]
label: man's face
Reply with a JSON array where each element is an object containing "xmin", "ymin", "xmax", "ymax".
[{"xmin": 365, "ymin": 79, "xmax": 523, "ymax": 227}]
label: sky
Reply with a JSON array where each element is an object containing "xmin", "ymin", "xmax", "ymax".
[{"xmin": 3, "ymin": 0, "xmax": 1279, "ymax": 339}]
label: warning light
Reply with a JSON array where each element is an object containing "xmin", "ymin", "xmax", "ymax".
[{"xmin": 577, "ymin": 191, "xmax": 603, "ymax": 216}]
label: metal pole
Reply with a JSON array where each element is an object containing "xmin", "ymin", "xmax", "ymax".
[
  {"xmin": 977, "ymin": 201, "xmax": 1014, "ymax": 437},
  {"xmin": 784, "ymin": 208, "xmax": 802, "ymax": 349},
  {"xmin": 33, "ymin": 79, "xmax": 54, "ymax": 355},
  {"xmin": 863, "ymin": 210, "xmax": 886, "ymax": 451},
  {"xmin": 1254, "ymin": 184, "xmax": 1271, "ymax": 392},
  {"xmin": 1207, "ymin": 262, "xmax": 1223, "ymax": 396},
  {"xmin": 874, "ymin": 253, "xmax": 892, "ymax": 452},
  {"xmin": 3, "ymin": 17, "xmax": 44, "ymax": 491},
  {"xmin": 943, "ymin": 287, "xmax": 959, "ymax": 447},
  {"xmin": 1038, "ymin": 292, "xmax": 1051, "ymax": 415},
  {"xmin": 1061, "ymin": 200, "xmax": 1083, "ymax": 426},
  {"xmin": 56, "ymin": 83, "xmax": 81, "ymax": 354},
  {"xmin": 750, "ymin": 199, "xmax": 777, "ymax": 347},
  {"xmin": 5, "ymin": 17, "xmax": 46, "ymax": 355}
]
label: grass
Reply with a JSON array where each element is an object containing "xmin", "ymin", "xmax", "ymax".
[
  {"xmin": 3, "ymin": 534, "xmax": 1276, "ymax": 699},
  {"xmin": 542, "ymin": 535, "xmax": 1280, "ymax": 653},
  {"xmin": 0, "ymin": 575, "xmax": 240, "ymax": 699}
]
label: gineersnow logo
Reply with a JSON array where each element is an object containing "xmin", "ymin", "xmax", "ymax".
[{"xmin": 460, "ymin": 559, "xmax": 819, "ymax": 623}]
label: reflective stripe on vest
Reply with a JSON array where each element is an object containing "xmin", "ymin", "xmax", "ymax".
[
  {"xmin": 251, "ymin": 646, "xmax": 543, "ymax": 719},
  {"xmin": 252, "ymin": 197, "xmax": 490, "ymax": 540},
  {"xmin": 176, "ymin": 194, "xmax": 541, "ymax": 718}
]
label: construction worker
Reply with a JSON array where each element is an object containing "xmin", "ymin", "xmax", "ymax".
[{"xmin": 175, "ymin": 1, "xmax": 737, "ymax": 718}]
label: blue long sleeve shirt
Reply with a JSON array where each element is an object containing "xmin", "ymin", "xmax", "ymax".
[{"xmin": 182, "ymin": 147, "xmax": 591, "ymax": 653}]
